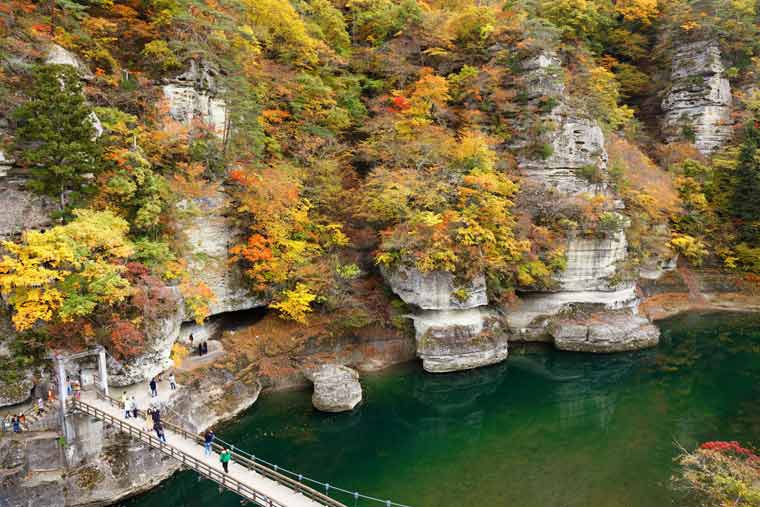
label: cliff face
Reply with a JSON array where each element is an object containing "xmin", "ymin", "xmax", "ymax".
[
  {"xmin": 179, "ymin": 191, "xmax": 264, "ymax": 316},
  {"xmin": 506, "ymin": 49, "xmax": 659, "ymax": 350},
  {"xmin": 661, "ymin": 40, "xmax": 733, "ymax": 154},
  {"xmin": 162, "ymin": 60, "xmax": 227, "ymax": 136}
]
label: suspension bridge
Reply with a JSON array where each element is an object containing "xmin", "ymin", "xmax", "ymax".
[{"xmin": 54, "ymin": 349, "xmax": 411, "ymax": 507}]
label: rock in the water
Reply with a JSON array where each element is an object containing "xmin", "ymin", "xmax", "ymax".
[
  {"xmin": 304, "ymin": 364, "xmax": 362, "ymax": 412},
  {"xmin": 504, "ymin": 286, "xmax": 639, "ymax": 341},
  {"xmin": 662, "ymin": 40, "xmax": 732, "ymax": 154},
  {"xmin": 0, "ymin": 377, "xmax": 33, "ymax": 408},
  {"xmin": 412, "ymin": 308, "xmax": 508, "ymax": 373},
  {"xmin": 178, "ymin": 190, "xmax": 265, "ymax": 315},
  {"xmin": 381, "ymin": 265, "xmax": 487, "ymax": 310},
  {"xmin": 549, "ymin": 312, "xmax": 659, "ymax": 352},
  {"xmin": 163, "ymin": 60, "xmax": 227, "ymax": 135}
]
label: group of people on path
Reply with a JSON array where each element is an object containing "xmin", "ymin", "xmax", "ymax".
[
  {"xmin": 188, "ymin": 334, "xmax": 210, "ymax": 357},
  {"xmin": 113, "ymin": 373, "xmax": 234, "ymax": 475},
  {"xmin": 148, "ymin": 372, "xmax": 176, "ymax": 398}
]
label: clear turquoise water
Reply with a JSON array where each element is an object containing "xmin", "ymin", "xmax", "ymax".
[{"xmin": 123, "ymin": 312, "xmax": 760, "ymax": 507}]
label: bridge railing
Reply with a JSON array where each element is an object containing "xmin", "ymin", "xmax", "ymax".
[
  {"xmin": 71, "ymin": 397, "xmax": 285, "ymax": 507},
  {"xmin": 91, "ymin": 391, "xmax": 347, "ymax": 507}
]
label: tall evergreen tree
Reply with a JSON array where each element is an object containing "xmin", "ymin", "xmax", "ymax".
[
  {"xmin": 12, "ymin": 64, "xmax": 101, "ymax": 213},
  {"xmin": 730, "ymin": 120, "xmax": 760, "ymax": 245}
]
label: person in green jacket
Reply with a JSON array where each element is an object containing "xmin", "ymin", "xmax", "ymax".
[{"xmin": 220, "ymin": 448, "xmax": 232, "ymax": 473}]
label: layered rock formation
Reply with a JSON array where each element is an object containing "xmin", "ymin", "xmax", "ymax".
[
  {"xmin": 518, "ymin": 51, "xmax": 610, "ymax": 197},
  {"xmin": 412, "ymin": 309, "xmax": 508, "ymax": 373},
  {"xmin": 163, "ymin": 60, "xmax": 227, "ymax": 136},
  {"xmin": 549, "ymin": 312, "xmax": 659, "ymax": 353},
  {"xmin": 555, "ymin": 231, "xmax": 628, "ymax": 291},
  {"xmin": 508, "ymin": 49, "xmax": 659, "ymax": 350},
  {"xmin": 382, "ymin": 266, "xmax": 509, "ymax": 372},
  {"xmin": 304, "ymin": 364, "xmax": 362, "ymax": 412},
  {"xmin": 381, "ymin": 266, "xmax": 487, "ymax": 310},
  {"xmin": 662, "ymin": 40, "xmax": 732, "ymax": 154}
]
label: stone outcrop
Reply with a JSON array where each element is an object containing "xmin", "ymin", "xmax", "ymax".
[
  {"xmin": 45, "ymin": 44, "xmax": 94, "ymax": 79},
  {"xmin": 106, "ymin": 190, "xmax": 265, "ymax": 386},
  {"xmin": 381, "ymin": 265, "xmax": 509, "ymax": 372},
  {"xmin": 108, "ymin": 287, "xmax": 183, "ymax": 386},
  {"xmin": 0, "ymin": 177, "xmax": 56, "ymax": 239},
  {"xmin": 504, "ymin": 286, "xmax": 639, "ymax": 341},
  {"xmin": 549, "ymin": 312, "xmax": 659, "ymax": 353},
  {"xmin": 381, "ymin": 266, "xmax": 487, "ymax": 310},
  {"xmin": 0, "ymin": 377, "xmax": 33, "ymax": 408},
  {"xmin": 522, "ymin": 52, "xmax": 565, "ymax": 99},
  {"xmin": 412, "ymin": 309, "xmax": 508, "ymax": 373},
  {"xmin": 304, "ymin": 364, "xmax": 362, "ymax": 412},
  {"xmin": 168, "ymin": 370, "xmax": 261, "ymax": 433},
  {"xmin": 520, "ymin": 108, "xmax": 609, "ymax": 196},
  {"xmin": 662, "ymin": 40, "xmax": 732, "ymax": 154},
  {"xmin": 555, "ymin": 231, "xmax": 627, "ymax": 291},
  {"xmin": 519, "ymin": 51, "xmax": 609, "ymax": 196},
  {"xmin": 178, "ymin": 191, "xmax": 264, "ymax": 316},
  {"xmin": 0, "ymin": 432, "xmax": 66, "ymax": 507},
  {"xmin": 163, "ymin": 60, "xmax": 227, "ymax": 135},
  {"xmin": 508, "ymin": 49, "xmax": 659, "ymax": 349}
]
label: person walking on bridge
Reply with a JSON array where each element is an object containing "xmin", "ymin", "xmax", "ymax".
[
  {"xmin": 154, "ymin": 421, "xmax": 167, "ymax": 443},
  {"xmin": 203, "ymin": 429, "xmax": 215, "ymax": 456},
  {"xmin": 131, "ymin": 396, "xmax": 138, "ymax": 419},
  {"xmin": 168, "ymin": 372, "xmax": 176, "ymax": 391},
  {"xmin": 122, "ymin": 391, "xmax": 130, "ymax": 418},
  {"xmin": 219, "ymin": 447, "xmax": 232, "ymax": 473},
  {"xmin": 149, "ymin": 377, "xmax": 158, "ymax": 398}
]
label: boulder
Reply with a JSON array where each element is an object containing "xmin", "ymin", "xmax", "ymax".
[
  {"xmin": 304, "ymin": 364, "xmax": 362, "ymax": 412},
  {"xmin": 662, "ymin": 40, "xmax": 732, "ymax": 154},
  {"xmin": 412, "ymin": 308, "xmax": 508, "ymax": 373},
  {"xmin": 381, "ymin": 265, "xmax": 487, "ymax": 311},
  {"xmin": 44, "ymin": 44, "xmax": 93, "ymax": 79},
  {"xmin": 549, "ymin": 312, "xmax": 660, "ymax": 353}
]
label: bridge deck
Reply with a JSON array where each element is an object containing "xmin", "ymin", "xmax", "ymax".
[{"xmin": 74, "ymin": 392, "xmax": 343, "ymax": 507}]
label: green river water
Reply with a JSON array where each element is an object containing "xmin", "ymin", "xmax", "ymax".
[{"xmin": 123, "ymin": 311, "xmax": 760, "ymax": 507}]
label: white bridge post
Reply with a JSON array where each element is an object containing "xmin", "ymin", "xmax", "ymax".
[
  {"xmin": 55, "ymin": 354, "xmax": 71, "ymax": 447},
  {"xmin": 97, "ymin": 347, "xmax": 109, "ymax": 397}
]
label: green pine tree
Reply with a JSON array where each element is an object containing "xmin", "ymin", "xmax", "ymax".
[
  {"xmin": 12, "ymin": 64, "xmax": 102, "ymax": 214},
  {"xmin": 730, "ymin": 121, "xmax": 760, "ymax": 246}
]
